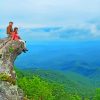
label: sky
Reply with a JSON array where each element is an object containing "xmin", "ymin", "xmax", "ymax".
[{"xmin": 0, "ymin": 0, "xmax": 100, "ymax": 28}]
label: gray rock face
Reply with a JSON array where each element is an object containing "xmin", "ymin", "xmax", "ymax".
[
  {"xmin": 0, "ymin": 38, "xmax": 25, "ymax": 78},
  {"xmin": 0, "ymin": 81, "xmax": 24, "ymax": 100},
  {"xmin": 0, "ymin": 38, "xmax": 26, "ymax": 100}
]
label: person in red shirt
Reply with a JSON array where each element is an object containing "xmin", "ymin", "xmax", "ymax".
[
  {"xmin": 11, "ymin": 27, "xmax": 20, "ymax": 40},
  {"xmin": 11, "ymin": 27, "xmax": 28, "ymax": 53}
]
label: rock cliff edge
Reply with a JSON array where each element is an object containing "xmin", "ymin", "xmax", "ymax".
[{"xmin": 0, "ymin": 38, "xmax": 26, "ymax": 100}]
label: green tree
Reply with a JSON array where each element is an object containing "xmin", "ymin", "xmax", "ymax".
[
  {"xmin": 93, "ymin": 88, "xmax": 100, "ymax": 100},
  {"xmin": 17, "ymin": 76, "xmax": 54, "ymax": 100}
]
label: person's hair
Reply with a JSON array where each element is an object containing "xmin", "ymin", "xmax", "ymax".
[
  {"xmin": 9, "ymin": 22, "xmax": 13, "ymax": 24},
  {"xmin": 14, "ymin": 27, "xmax": 18, "ymax": 32}
]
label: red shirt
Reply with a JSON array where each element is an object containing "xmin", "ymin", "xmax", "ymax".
[{"xmin": 11, "ymin": 32, "xmax": 20, "ymax": 40}]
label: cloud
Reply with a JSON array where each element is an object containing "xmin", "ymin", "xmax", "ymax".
[
  {"xmin": 0, "ymin": 0, "xmax": 100, "ymax": 27},
  {"xmin": 56, "ymin": 23, "xmax": 100, "ymax": 39},
  {"xmin": 14, "ymin": 22, "xmax": 100, "ymax": 41}
]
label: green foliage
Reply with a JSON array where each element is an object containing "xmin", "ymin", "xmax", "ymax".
[
  {"xmin": 15, "ymin": 69, "xmax": 73, "ymax": 100},
  {"xmin": 0, "ymin": 73, "xmax": 16, "ymax": 85},
  {"xmin": 9, "ymin": 46, "xmax": 14, "ymax": 52},
  {"xmin": 17, "ymin": 74, "xmax": 82, "ymax": 100},
  {"xmin": 93, "ymin": 88, "xmax": 100, "ymax": 100},
  {"xmin": 28, "ymin": 69, "xmax": 95, "ymax": 97},
  {"xmin": 49, "ymin": 83, "xmax": 81, "ymax": 100},
  {"xmin": 15, "ymin": 68, "xmax": 100, "ymax": 100},
  {"xmin": 0, "ymin": 73, "xmax": 8, "ymax": 81},
  {"xmin": 17, "ymin": 76, "xmax": 54, "ymax": 100}
]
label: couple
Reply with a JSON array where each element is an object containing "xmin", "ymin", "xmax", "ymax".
[{"xmin": 7, "ymin": 22, "xmax": 28, "ymax": 53}]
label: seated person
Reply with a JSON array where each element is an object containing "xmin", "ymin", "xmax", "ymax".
[
  {"xmin": 7, "ymin": 22, "xmax": 13, "ymax": 37},
  {"xmin": 11, "ymin": 27, "xmax": 28, "ymax": 53}
]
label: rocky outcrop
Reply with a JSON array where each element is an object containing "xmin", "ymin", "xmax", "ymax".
[
  {"xmin": 0, "ymin": 37, "xmax": 26, "ymax": 100},
  {"xmin": 0, "ymin": 81, "xmax": 24, "ymax": 100}
]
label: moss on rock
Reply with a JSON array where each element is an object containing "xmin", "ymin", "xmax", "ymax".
[
  {"xmin": 9, "ymin": 46, "xmax": 14, "ymax": 53},
  {"xmin": 0, "ymin": 73, "xmax": 16, "ymax": 85}
]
